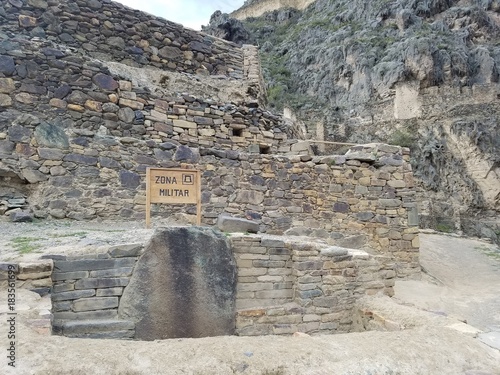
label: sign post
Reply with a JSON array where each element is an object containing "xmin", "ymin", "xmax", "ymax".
[{"xmin": 145, "ymin": 168, "xmax": 201, "ymax": 228}]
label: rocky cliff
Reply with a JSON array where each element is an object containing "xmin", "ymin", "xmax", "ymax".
[
  {"xmin": 231, "ymin": 0, "xmax": 316, "ymax": 20},
  {"xmin": 205, "ymin": 0, "xmax": 500, "ymax": 242}
]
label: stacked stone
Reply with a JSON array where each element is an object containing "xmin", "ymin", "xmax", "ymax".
[
  {"xmin": 242, "ymin": 44, "xmax": 267, "ymax": 105},
  {"xmin": 0, "ymin": 260, "xmax": 53, "ymax": 291},
  {"xmin": 199, "ymin": 144, "xmax": 419, "ymax": 276},
  {"xmin": 49, "ymin": 243, "xmax": 142, "ymax": 339},
  {"xmin": 0, "ymin": 0, "xmax": 244, "ymax": 78},
  {"xmin": 231, "ymin": 234, "xmax": 396, "ymax": 336},
  {"xmin": 144, "ymin": 97, "xmax": 288, "ymax": 150},
  {"xmin": 232, "ymin": 236, "xmax": 294, "ymax": 312},
  {"xmin": 0, "ymin": 37, "xmax": 290, "ymax": 220}
]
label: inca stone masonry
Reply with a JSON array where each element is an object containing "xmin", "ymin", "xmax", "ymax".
[{"xmin": 0, "ymin": 0, "xmax": 419, "ymax": 339}]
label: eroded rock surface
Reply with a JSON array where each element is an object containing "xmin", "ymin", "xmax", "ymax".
[{"xmin": 119, "ymin": 227, "xmax": 237, "ymax": 340}]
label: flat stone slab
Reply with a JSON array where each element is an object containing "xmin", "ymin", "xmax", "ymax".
[
  {"xmin": 53, "ymin": 310, "xmax": 118, "ymax": 321},
  {"xmin": 217, "ymin": 215, "xmax": 259, "ymax": 233},
  {"xmin": 74, "ymin": 277, "xmax": 129, "ymax": 289},
  {"xmin": 320, "ymin": 246, "xmax": 349, "ymax": 257},
  {"xmin": 52, "ymin": 289, "xmax": 95, "ymax": 302},
  {"xmin": 73, "ymin": 297, "xmax": 119, "ymax": 312},
  {"xmin": 62, "ymin": 319, "xmax": 135, "ymax": 335},
  {"xmin": 107, "ymin": 243, "xmax": 143, "ymax": 258},
  {"xmin": 54, "ymin": 258, "xmax": 136, "ymax": 272}
]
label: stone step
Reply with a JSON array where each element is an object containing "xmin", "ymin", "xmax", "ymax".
[{"xmin": 55, "ymin": 319, "xmax": 135, "ymax": 338}]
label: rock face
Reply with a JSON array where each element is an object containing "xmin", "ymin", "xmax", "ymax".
[
  {"xmin": 202, "ymin": 11, "xmax": 251, "ymax": 46},
  {"xmin": 119, "ymin": 227, "xmax": 237, "ymax": 340},
  {"xmin": 230, "ymin": 0, "xmax": 316, "ymax": 20}
]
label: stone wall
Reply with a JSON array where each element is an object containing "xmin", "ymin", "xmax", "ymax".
[
  {"xmin": 231, "ymin": 234, "xmax": 395, "ymax": 336},
  {"xmin": 1, "ymin": 0, "xmax": 245, "ymax": 79},
  {"xmin": 49, "ymin": 243, "xmax": 143, "ymax": 338},
  {"xmin": 0, "ymin": 0, "xmax": 420, "ymax": 277},
  {"xmin": 0, "ymin": 260, "xmax": 53, "ymax": 290},
  {"xmin": 199, "ymin": 143, "xmax": 419, "ymax": 277},
  {"xmin": 0, "ymin": 36, "xmax": 293, "ymax": 220},
  {"xmin": 47, "ymin": 231, "xmax": 395, "ymax": 339}
]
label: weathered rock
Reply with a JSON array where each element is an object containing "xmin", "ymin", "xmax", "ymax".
[
  {"xmin": 0, "ymin": 94, "xmax": 12, "ymax": 107},
  {"xmin": 27, "ymin": 0, "xmax": 48, "ymax": 9},
  {"xmin": 10, "ymin": 211, "xmax": 34, "ymax": 223},
  {"xmin": 0, "ymin": 78, "xmax": 15, "ymax": 93},
  {"xmin": 119, "ymin": 170, "xmax": 141, "ymax": 189},
  {"xmin": 38, "ymin": 148, "xmax": 64, "ymax": 160},
  {"xmin": 73, "ymin": 297, "xmax": 119, "ymax": 312},
  {"xmin": 217, "ymin": 214, "xmax": 259, "ymax": 233},
  {"xmin": 34, "ymin": 122, "xmax": 69, "ymax": 149},
  {"xmin": 54, "ymin": 84, "xmax": 71, "ymax": 99},
  {"xmin": 9, "ymin": 125, "xmax": 31, "ymax": 143},
  {"xmin": 158, "ymin": 46, "xmax": 182, "ymax": 60},
  {"xmin": 107, "ymin": 243, "xmax": 143, "ymax": 258},
  {"xmin": 235, "ymin": 190, "xmax": 264, "ymax": 205},
  {"xmin": 106, "ymin": 37, "xmax": 125, "ymax": 49},
  {"xmin": 92, "ymin": 73, "xmax": 119, "ymax": 91},
  {"xmin": 174, "ymin": 145, "xmax": 200, "ymax": 163},
  {"xmin": 119, "ymin": 227, "xmax": 237, "ymax": 340},
  {"xmin": 0, "ymin": 55, "xmax": 15, "ymax": 76},
  {"xmin": 19, "ymin": 15, "xmax": 37, "ymax": 27},
  {"xmin": 22, "ymin": 169, "xmax": 48, "ymax": 183},
  {"xmin": 118, "ymin": 107, "xmax": 135, "ymax": 123}
]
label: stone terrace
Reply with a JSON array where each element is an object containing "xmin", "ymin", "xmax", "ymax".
[{"xmin": 1, "ymin": 0, "xmax": 245, "ymax": 78}]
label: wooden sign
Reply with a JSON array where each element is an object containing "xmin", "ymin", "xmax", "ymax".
[{"xmin": 146, "ymin": 168, "xmax": 201, "ymax": 228}]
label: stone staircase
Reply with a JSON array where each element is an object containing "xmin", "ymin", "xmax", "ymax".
[{"xmin": 47, "ymin": 243, "xmax": 143, "ymax": 340}]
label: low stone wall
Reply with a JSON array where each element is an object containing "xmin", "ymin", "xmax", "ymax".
[
  {"xmin": 45, "ymin": 230, "xmax": 396, "ymax": 339},
  {"xmin": 49, "ymin": 243, "xmax": 143, "ymax": 338},
  {"xmin": 231, "ymin": 234, "xmax": 395, "ymax": 335},
  {"xmin": 0, "ymin": 260, "xmax": 53, "ymax": 291}
]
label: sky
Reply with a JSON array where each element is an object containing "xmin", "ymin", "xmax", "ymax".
[{"xmin": 115, "ymin": 0, "xmax": 246, "ymax": 30}]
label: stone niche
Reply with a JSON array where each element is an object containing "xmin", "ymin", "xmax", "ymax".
[{"xmin": 118, "ymin": 227, "xmax": 237, "ymax": 340}]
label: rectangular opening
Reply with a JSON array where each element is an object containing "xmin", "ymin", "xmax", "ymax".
[
  {"xmin": 259, "ymin": 145, "xmax": 271, "ymax": 154},
  {"xmin": 232, "ymin": 128, "xmax": 243, "ymax": 137}
]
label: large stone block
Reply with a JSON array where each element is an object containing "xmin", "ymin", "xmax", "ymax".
[
  {"xmin": 73, "ymin": 297, "xmax": 119, "ymax": 312},
  {"xmin": 52, "ymin": 289, "xmax": 95, "ymax": 302},
  {"xmin": 235, "ymin": 190, "xmax": 264, "ymax": 205},
  {"xmin": 54, "ymin": 259, "xmax": 136, "ymax": 273},
  {"xmin": 119, "ymin": 227, "xmax": 237, "ymax": 340},
  {"xmin": 34, "ymin": 122, "xmax": 69, "ymax": 149},
  {"xmin": 75, "ymin": 277, "xmax": 129, "ymax": 289},
  {"xmin": 217, "ymin": 215, "xmax": 259, "ymax": 233}
]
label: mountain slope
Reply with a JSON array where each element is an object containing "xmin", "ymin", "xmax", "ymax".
[{"xmin": 204, "ymin": 0, "xmax": 500, "ymax": 241}]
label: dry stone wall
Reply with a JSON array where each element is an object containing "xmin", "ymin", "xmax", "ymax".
[
  {"xmin": 44, "ymin": 230, "xmax": 396, "ymax": 339},
  {"xmin": 0, "ymin": 0, "xmax": 420, "ymax": 278},
  {"xmin": 48, "ymin": 243, "xmax": 143, "ymax": 338},
  {"xmin": 0, "ymin": 0, "xmax": 244, "ymax": 79},
  {"xmin": 231, "ymin": 234, "xmax": 395, "ymax": 336}
]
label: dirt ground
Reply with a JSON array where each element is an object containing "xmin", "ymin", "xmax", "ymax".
[{"xmin": 1, "ymin": 221, "xmax": 500, "ymax": 375}]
